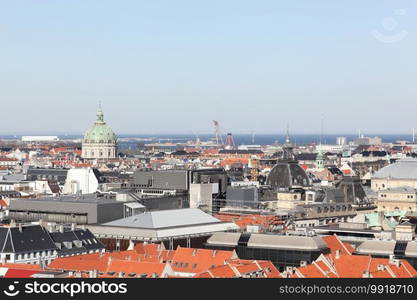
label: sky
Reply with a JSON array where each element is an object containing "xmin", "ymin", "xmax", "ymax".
[{"xmin": 0, "ymin": 0, "xmax": 416, "ymax": 135}]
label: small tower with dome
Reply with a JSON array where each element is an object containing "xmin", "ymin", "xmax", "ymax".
[{"xmin": 81, "ymin": 104, "xmax": 117, "ymax": 160}]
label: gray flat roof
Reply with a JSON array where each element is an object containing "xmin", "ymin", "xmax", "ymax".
[
  {"xmin": 206, "ymin": 232, "xmax": 328, "ymax": 251},
  {"xmin": 103, "ymin": 208, "xmax": 221, "ymax": 229},
  {"xmin": 312, "ymin": 224, "xmax": 381, "ymax": 235},
  {"xmin": 247, "ymin": 234, "xmax": 328, "ymax": 251},
  {"xmin": 355, "ymin": 240, "xmax": 396, "ymax": 255},
  {"xmin": 405, "ymin": 242, "xmax": 417, "ymax": 257},
  {"xmin": 11, "ymin": 194, "xmax": 118, "ymax": 204},
  {"xmin": 206, "ymin": 232, "xmax": 242, "ymax": 246}
]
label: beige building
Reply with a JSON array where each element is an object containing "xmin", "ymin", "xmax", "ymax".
[
  {"xmin": 376, "ymin": 186, "xmax": 417, "ymax": 213},
  {"xmin": 261, "ymin": 191, "xmax": 303, "ymax": 210},
  {"xmin": 372, "ymin": 158, "xmax": 417, "ymax": 192},
  {"xmin": 395, "ymin": 222, "xmax": 416, "ymax": 241}
]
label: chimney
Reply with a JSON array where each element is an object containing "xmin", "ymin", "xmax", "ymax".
[
  {"xmin": 212, "ymin": 250, "xmax": 217, "ymax": 257},
  {"xmin": 362, "ymin": 271, "xmax": 371, "ymax": 278},
  {"xmin": 59, "ymin": 225, "xmax": 64, "ymax": 234},
  {"xmin": 377, "ymin": 264, "xmax": 385, "ymax": 271},
  {"xmin": 335, "ymin": 249, "xmax": 341, "ymax": 259},
  {"xmin": 18, "ymin": 223, "xmax": 23, "ymax": 232},
  {"xmin": 71, "ymin": 223, "xmax": 76, "ymax": 231},
  {"xmin": 389, "ymin": 257, "xmax": 401, "ymax": 268}
]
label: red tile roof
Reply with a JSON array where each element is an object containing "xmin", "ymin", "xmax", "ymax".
[
  {"xmin": 291, "ymin": 254, "xmax": 417, "ymax": 278},
  {"xmin": 0, "ymin": 263, "xmax": 42, "ymax": 271},
  {"xmin": 322, "ymin": 234, "xmax": 354, "ymax": 255},
  {"xmin": 170, "ymin": 246, "xmax": 237, "ymax": 274},
  {"xmin": 195, "ymin": 259, "xmax": 280, "ymax": 278},
  {"xmin": 48, "ymin": 255, "xmax": 168, "ymax": 278},
  {"xmin": 3, "ymin": 269, "xmax": 40, "ymax": 278},
  {"xmin": 214, "ymin": 213, "xmax": 283, "ymax": 230}
]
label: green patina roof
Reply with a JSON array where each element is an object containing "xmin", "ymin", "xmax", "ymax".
[
  {"xmin": 83, "ymin": 108, "xmax": 117, "ymax": 143},
  {"xmin": 365, "ymin": 211, "xmax": 406, "ymax": 229}
]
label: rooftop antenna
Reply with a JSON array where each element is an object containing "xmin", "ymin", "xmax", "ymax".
[
  {"xmin": 282, "ymin": 123, "xmax": 294, "ymax": 160},
  {"xmin": 285, "ymin": 123, "xmax": 291, "ymax": 143}
]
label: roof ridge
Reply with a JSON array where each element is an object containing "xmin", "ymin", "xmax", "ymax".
[
  {"xmin": 384, "ymin": 265, "xmax": 397, "ymax": 278},
  {"xmin": 230, "ymin": 264, "xmax": 241, "ymax": 277},
  {"xmin": 334, "ymin": 234, "xmax": 352, "ymax": 255},
  {"xmin": 293, "ymin": 268, "xmax": 304, "ymax": 278},
  {"xmin": 366, "ymin": 255, "xmax": 372, "ymax": 273},
  {"xmin": 322, "ymin": 255, "xmax": 340, "ymax": 277},
  {"xmin": 402, "ymin": 261, "xmax": 413, "ymax": 277},
  {"xmin": 206, "ymin": 269, "xmax": 214, "ymax": 278},
  {"xmin": 9, "ymin": 227, "xmax": 15, "ymax": 253},
  {"xmin": 0, "ymin": 228, "xmax": 10, "ymax": 252},
  {"xmin": 312, "ymin": 261, "xmax": 329, "ymax": 278}
]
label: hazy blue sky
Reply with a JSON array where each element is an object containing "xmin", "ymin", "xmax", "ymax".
[{"xmin": 0, "ymin": 0, "xmax": 416, "ymax": 135}]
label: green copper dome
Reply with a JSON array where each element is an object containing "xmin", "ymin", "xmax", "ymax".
[{"xmin": 83, "ymin": 108, "xmax": 117, "ymax": 144}]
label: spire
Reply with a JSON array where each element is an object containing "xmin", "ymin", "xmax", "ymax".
[
  {"xmin": 96, "ymin": 101, "xmax": 105, "ymax": 124},
  {"xmin": 285, "ymin": 123, "xmax": 291, "ymax": 144},
  {"xmin": 282, "ymin": 123, "xmax": 294, "ymax": 161}
]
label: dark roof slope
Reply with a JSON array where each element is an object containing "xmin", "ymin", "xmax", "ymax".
[{"xmin": 0, "ymin": 226, "xmax": 57, "ymax": 253}]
